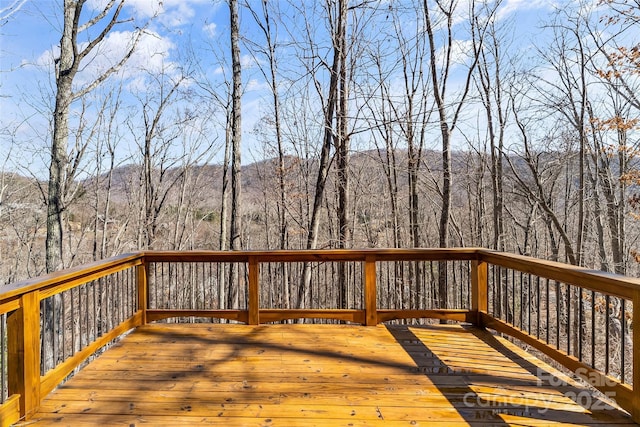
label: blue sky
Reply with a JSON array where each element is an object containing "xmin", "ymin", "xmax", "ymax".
[{"xmin": 0, "ymin": 0, "xmax": 592, "ymax": 177}]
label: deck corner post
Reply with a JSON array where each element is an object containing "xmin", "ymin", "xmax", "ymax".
[
  {"xmin": 248, "ymin": 256, "xmax": 260, "ymax": 325},
  {"xmin": 8, "ymin": 290, "xmax": 41, "ymax": 419},
  {"xmin": 632, "ymin": 290, "xmax": 640, "ymax": 424},
  {"xmin": 364, "ymin": 255, "xmax": 377, "ymax": 326},
  {"xmin": 471, "ymin": 259, "xmax": 488, "ymax": 328},
  {"xmin": 137, "ymin": 259, "xmax": 149, "ymax": 326}
]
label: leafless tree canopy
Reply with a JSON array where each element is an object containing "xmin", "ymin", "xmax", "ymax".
[{"xmin": 0, "ymin": 0, "xmax": 639, "ymax": 283}]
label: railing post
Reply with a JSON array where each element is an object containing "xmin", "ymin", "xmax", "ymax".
[
  {"xmin": 364, "ymin": 255, "xmax": 377, "ymax": 326},
  {"xmin": 7, "ymin": 291, "xmax": 41, "ymax": 418},
  {"xmin": 137, "ymin": 260, "xmax": 148, "ymax": 326},
  {"xmin": 633, "ymin": 290, "xmax": 640, "ymax": 424},
  {"xmin": 248, "ymin": 257, "xmax": 260, "ymax": 325},
  {"xmin": 471, "ymin": 259, "xmax": 488, "ymax": 328}
]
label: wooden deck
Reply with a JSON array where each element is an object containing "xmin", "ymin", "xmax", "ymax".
[{"xmin": 24, "ymin": 323, "xmax": 635, "ymax": 426}]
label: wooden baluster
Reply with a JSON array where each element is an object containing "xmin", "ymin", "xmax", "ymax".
[
  {"xmin": 8, "ymin": 291, "xmax": 41, "ymax": 418},
  {"xmin": 248, "ymin": 257, "xmax": 260, "ymax": 325},
  {"xmin": 364, "ymin": 255, "xmax": 377, "ymax": 326},
  {"xmin": 471, "ymin": 260, "xmax": 488, "ymax": 328}
]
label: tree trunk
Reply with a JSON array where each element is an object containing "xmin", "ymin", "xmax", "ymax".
[
  {"xmin": 298, "ymin": 0, "xmax": 346, "ymax": 309},
  {"xmin": 228, "ymin": 0, "xmax": 243, "ymax": 309},
  {"xmin": 335, "ymin": 0, "xmax": 350, "ymax": 309}
]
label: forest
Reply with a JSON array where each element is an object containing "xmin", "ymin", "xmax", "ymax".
[{"xmin": 0, "ymin": 0, "xmax": 639, "ymax": 285}]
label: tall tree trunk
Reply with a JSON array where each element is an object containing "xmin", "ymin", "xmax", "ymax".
[
  {"xmin": 254, "ymin": 0, "xmax": 290, "ymax": 305},
  {"xmin": 228, "ymin": 0, "xmax": 242, "ymax": 309},
  {"xmin": 219, "ymin": 111, "xmax": 231, "ymax": 251},
  {"xmin": 477, "ymin": 25, "xmax": 506, "ymax": 251},
  {"xmin": 46, "ymin": 0, "xmax": 131, "ymax": 374},
  {"xmin": 298, "ymin": 0, "xmax": 346, "ymax": 309},
  {"xmin": 424, "ymin": 0, "xmax": 453, "ymax": 311},
  {"xmin": 47, "ymin": 1, "xmax": 78, "ymax": 273},
  {"xmin": 335, "ymin": 0, "xmax": 350, "ymax": 309},
  {"xmin": 424, "ymin": 0, "xmax": 485, "ymax": 312}
]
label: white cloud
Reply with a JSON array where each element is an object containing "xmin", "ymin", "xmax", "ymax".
[
  {"xmin": 157, "ymin": 2, "xmax": 197, "ymax": 27},
  {"xmin": 87, "ymin": 0, "xmax": 162, "ymax": 18},
  {"xmin": 435, "ymin": 39, "xmax": 474, "ymax": 69},
  {"xmin": 496, "ymin": 0, "xmax": 556, "ymax": 21},
  {"xmin": 86, "ymin": 30, "xmax": 175, "ymax": 80},
  {"xmin": 246, "ymin": 79, "xmax": 269, "ymax": 92},
  {"xmin": 203, "ymin": 22, "xmax": 217, "ymax": 38},
  {"xmin": 33, "ymin": 29, "xmax": 176, "ymax": 89},
  {"xmin": 88, "ymin": 0, "xmax": 210, "ymax": 27},
  {"xmin": 241, "ymin": 54, "xmax": 261, "ymax": 69},
  {"xmin": 34, "ymin": 45, "xmax": 58, "ymax": 68}
]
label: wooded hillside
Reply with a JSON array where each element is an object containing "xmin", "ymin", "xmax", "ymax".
[{"xmin": 0, "ymin": 0, "xmax": 639, "ymax": 283}]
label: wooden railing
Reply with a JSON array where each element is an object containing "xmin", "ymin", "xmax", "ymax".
[{"xmin": 0, "ymin": 248, "xmax": 638, "ymax": 425}]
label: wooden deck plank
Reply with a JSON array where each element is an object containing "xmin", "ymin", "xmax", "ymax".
[{"xmin": 22, "ymin": 324, "xmax": 636, "ymax": 426}]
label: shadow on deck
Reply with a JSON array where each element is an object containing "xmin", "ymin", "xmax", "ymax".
[{"xmin": 24, "ymin": 323, "xmax": 635, "ymax": 426}]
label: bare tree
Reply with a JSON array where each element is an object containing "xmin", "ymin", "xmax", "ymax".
[
  {"xmin": 294, "ymin": 0, "xmax": 347, "ymax": 308},
  {"xmin": 423, "ymin": 0, "xmax": 490, "ymax": 308},
  {"xmin": 44, "ymin": 0, "xmax": 145, "ymax": 372},
  {"xmin": 228, "ymin": 0, "xmax": 243, "ymax": 309},
  {"xmin": 476, "ymin": 15, "xmax": 511, "ymax": 251},
  {"xmin": 245, "ymin": 0, "xmax": 291, "ymax": 306},
  {"xmin": 0, "ymin": 0, "xmax": 28, "ymax": 25},
  {"xmin": 47, "ymin": 0, "xmax": 144, "ymax": 272},
  {"xmin": 595, "ymin": 0, "xmax": 640, "ymax": 110}
]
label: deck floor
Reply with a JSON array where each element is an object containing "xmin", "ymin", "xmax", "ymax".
[{"xmin": 24, "ymin": 323, "xmax": 635, "ymax": 426}]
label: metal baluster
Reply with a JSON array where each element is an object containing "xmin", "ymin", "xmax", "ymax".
[
  {"xmin": 578, "ymin": 287, "xmax": 583, "ymax": 361},
  {"xmin": 605, "ymin": 294, "xmax": 610, "ymax": 374},
  {"xmin": 518, "ymin": 272, "xmax": 523, "ymax": 328},
  {"xmin": 210, "ymin": 262, "xmax": 215, "ymax": 310},
  {"xmin": 511, "ymin": 269, "xmax": 515, "ymax": 325},
  {"xmin": 2, "ymin": 314, "xmax": 6, "ymax": 403},
  {"xmin": 556, "ymin": 281, "xmax": 560, "ymax": 350},
  {"xmin": 591, "ymin": 290, "xmax": 596, "ymax": 369},
  {"xmin": 546, "ymin": 278, "xmax": 550, "ymax": 344},
  {"xmin": 53, "ymin": 296, "xmax": 58, "ymax": 369},
  {"xmin": 492, "ymin": 265, "xmax": 497, "ymax": 317},
  {"xmin": 168, "ymin": 262, "xmax": 173, "ymax": 310},
  {"xmin": 152, "ymin": 263, "xmax": 157, "ymax": 309},
  {"xmin": 61, "ymin": 289, "xmax": 67, "ymax": 362},
  {"xmin": 567, "ymin": 283, "xmax": 571, "ymax": 356},
  {"xmin": 70, "ymin": 287, "xmax": 76, "ymax": 357},
  {"xmin": 467, "ymin": 260, "xmax": 472, "ymax": 309},
  {"xmin": 527, "ymin": 274, "xmax": 531, "ymax": 334},
  {"xmin": 536, "ymin": 276, "xmax": 541, "ymax": 339},
  {"xmin": 201, "ymin": 262, "xmax": 206, "ymax": 310},
  {"xmin": 621, "ymin": 299, "xmax": 626, "ymax": 383}
]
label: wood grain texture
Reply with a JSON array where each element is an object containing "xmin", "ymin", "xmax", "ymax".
[
  {"xmin": 24, "ymin": 323, "xmax": 635, "ymax": 426},
  {"xmin": 136, "ymin": 263, "xmax": 148, "ymax": 326},
  {"xmin": 481, "ymin": 313, "xmax": 634, "ymax": 414},
  {"xmin": 471, "ymin": 260, "xmax": 488, "ymax": 326},
  {"xmin": 39, "ymin": 312, "xmax": 142, "ymax": 398},
  {"xmin": 477, "ymin": 250, "xmax": 640, "ymax": 299},
  {"xmin": 364, "ymin": 256, "xmax": 377, "ymax": 326},
  {"xmin": 8, "ymin": 291, "xmax": 40, "ymax": 418},
  {"xmin": 0, "ymin": 253, "xmax": 143, "ymax": 302},
  {"xmin": 3, "ymin": 247, "xmax": 640, "ymax": 425},
  {"xmin": 0, "ymin": 395, "xmax": 20, "ymax": 427}
]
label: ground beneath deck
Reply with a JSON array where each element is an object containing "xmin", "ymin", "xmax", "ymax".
[{"xmin": 25, "ymin": 323, "xmax": 635, "ymax": 426}]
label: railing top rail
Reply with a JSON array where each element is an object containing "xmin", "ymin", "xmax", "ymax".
[
  {"xmin": 3, "ymin": 247, "xmax": 640, "ymax": 307},
  {"xmin": 0, "ymin": 252, "xmax": 144, "ymax": 305},
  {"xmin": 142, "ymin": 247, "xmax": 483, "ymax": 263},
  {"xmin": 478, "ymin": 249, "xmax": 640, "ymax": 299}
]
